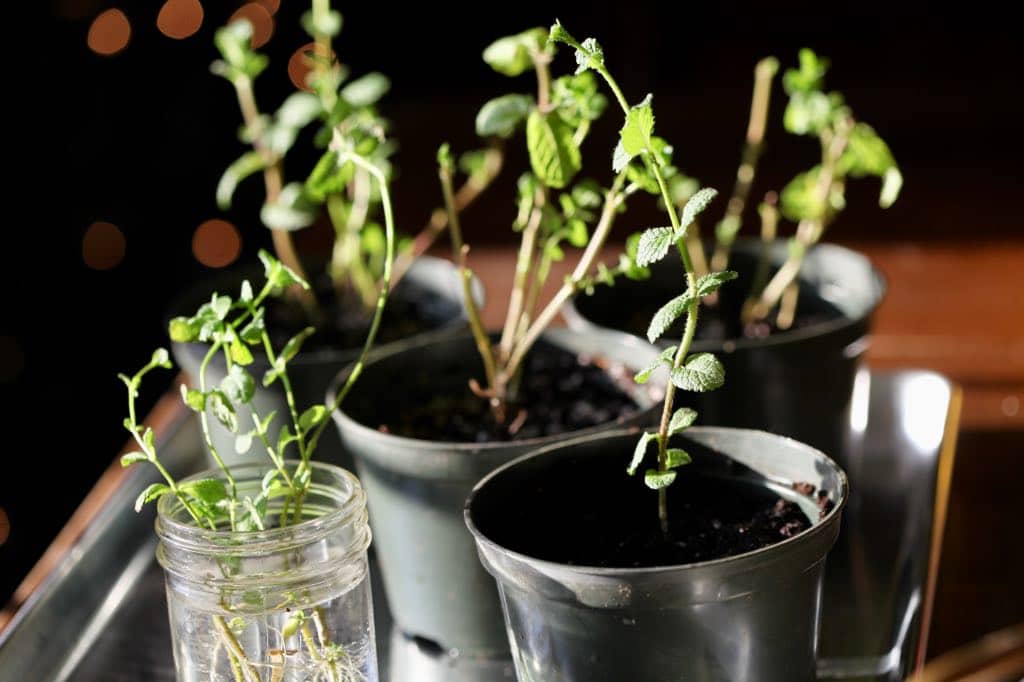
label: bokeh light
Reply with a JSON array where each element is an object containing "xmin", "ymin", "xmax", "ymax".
[
  {"xmin": 83, "ymin": 221, "xmax": 127, "ymax": 270},
  {"xmin": 0, "ymin": 507, "xmax": 8, "ymax": 546},
  {"xmin": 255, "ymin": 0, "xmax": 280, "ymax": 15},
  {"xmin": 288, "ymin": 42, "xmax": 334, "ymax": 91},
  {"xmin": 157, "ymin": 0, "xmax": 204, "ymax": 40},
  {"xmin": 0, "ymin": 335, "xmax": 24, "ymax": 384},
  {"xmin": 229, "ymin": 3, "xmax": 274, "ymax": 48},
  {"xmin": 87, "ymin": 8, "xmax": 131, "ymax": 56},
  {"xmin": 192, "ymin": 219, "xmax": 242, "ymax": 268}
]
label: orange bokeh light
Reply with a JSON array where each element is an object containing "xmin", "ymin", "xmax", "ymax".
[
  {"xmin": 288, "ymin": 42, "xmax": 334, "ymax": 92},
  {"xmin": 255, "ymin": 0, "xmax": 280, "ymax": 15},
  {"xmin": 229, "ymin": 3, "xmax": 274, "ymax": 49},
  {"xmin": 87, "ymin": 8, "xmax": 131, "ymax": 56},
  {"xmin": 193, "ymin": 219, "xmax": 242, "ymax": 268},
  {"xmin": 83, "ymin": 221, "xmax": 127, "ymax": 270},
  {"xmin": 157, "ymin": 0, "xmax": 204, "ymax": 40}
]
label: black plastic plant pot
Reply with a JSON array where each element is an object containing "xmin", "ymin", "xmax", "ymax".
[
  {"xmin": 564, "ymin": 240, "xmax": 884, "ymax": 458},
  {"xmin": 328, "ymin": 328, "xmax": 663, "ymax": 657},
  {"xmin": 171, "ymin": 256, "xmax": 478, "ymax": 471},
  {"xmin": 465, "ymin": 428, "xmax": 848, "ymax": 682}
]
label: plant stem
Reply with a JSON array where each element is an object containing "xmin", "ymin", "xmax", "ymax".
[
  {"xmin": 499, "ymin": 190, "xmax": 544, "ymax": 362},
  {"xmin": 684, "ymin": 220, "xmax": 709, "ymax": 278},
  {"xmin": 749, "ymin": 192, "xmax": 779, "ymax": 299},
  {"xmin": 388, "ymin": 147, "xmax": 503, "ymax": 289},
  {"xmin": 232, "ymin": 76, "xmax": 316, "ymax": 314},
  {"xmin": 213, "ymin": 615, "xmax": 261, "ymax": 682},
  {"xmin": 710, "ymin": 57, "xmax": 778, "ymax": 273},
  {"xmin": 501, "ymin": 171, "xmax": 628, "ymax": 384},
  {"xmin": 198, "ymin": 343, "xmax": 239, "ymax": 504}
]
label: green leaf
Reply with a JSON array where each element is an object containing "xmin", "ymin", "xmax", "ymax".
[
  {"xmin": 628, "ymin": 432, "xmax": 657, "ymax": 475},
  {"xmin": 168, "ymin": 317, "xmax": 199, "ymax": 343},
  {"xmin": 221, "ymin": 365, "xmax": 255, "ymax": 405},
  {"xmin": 634, "ymin": 345, "xmax": 676, "ymax": 384},
  {"xmin": 784, "ymin": 91, "xmax": 834, "ymax": 136},
  {"xmin": 695, "ymin": 270, "xmax": 738, "ymax": 298},
  {"xmin": 625, "ymin": 161, "xmax": 659, "ymax": 194},
  {"xmin": 635, "ymin": 226, "xmax": 674, "ymax": 267},
  {"xmin": 277, "ymin": 425, "xmax": 299, "ymax": 454},
  {"xmin": 237, "ymin": 495, "xmax": 267, "ymax": 532},
  {"xmin": 611, "ymin": 140, "xmax": 630, "ymax": 174},
  {"xmin": 180, "ymin": 384, "xmax": 206, "ymax": 412},
  {"xmin": 211, "ymin": 295, "xmax": 232, "ymax": 321},
  {"xmin": 669, "ymin": 173, "xmax": 700, "ymax": 205},
  {"xmin": 216, "ymin": 151, "xmax": 266, "ymax": 210},
  {"xmin": 257, "ymin": 411, "xmax": 276, "ymax": 435},
  {"xmin": 526, "ymin": 110, "xmax": 581, "ymax": 189},
  {"xmin": 566, "ymin": 219, "xmax": 588, "ymax": 248},
  {"xmin": 120, "ymin": 452, "xmax": 149, "ymax": 467},
  {"xmin": 573, "ymin": 37, "xmax": 604, "ymax": 76},
  {"xmin": 341, "ymin": 72, "xmax": 390, "ymax": 107},
  {"xmin": 619, "ymin": 95, "xmax": 654, "ymax": 157},
  {"xmin": 235, "ymin": 432, "xmax": 253, "ymax": 454},
  {"xmin": 181, "ymin": 478, "xmax": 228, "ymax": 506},
  {"xmin": 475, "ymin": 94, "xmax": 534, "ymax": 138},
  {"xmin": 277, "ymin": 92, "xmax": 322, "ymax": 129},
  {"xmin": 670, "ymin": 353, "xmax": 725, "ymax": 393},
  {"xmin": 134, "ymin": 483, "xmax": 169, "ymax": 512},
  {"xmin": 644, "ymin": 468, "xmax": 677, "ymax": 490},
  {"xmin": 666, "ymin": 448, "xmax": 691, "ymax": 469},
  {"xmin": 679, "ymin": 187, "xmax": 718, "ymax": 234},
  {"xmin": 668, "ymin": 408, "xmax": 697, "ymax": 435},
  {"xmin": 571, "ymin": 179, "xmax": 602, "ymax": 209},
  {"xmin": 261, "ymin": 184, "xmax": 318, "ymax": 232},
  {"xmin": 207, "ymin": 390, "xmax": 238, "ymax": 432},
  {"xmin": 230, "ymin": 341, "xmax": 254, "ymax": 366},
  {"xmin": 299, "ymin": 404, "xmax": 327, "ymax": 431},
  {"xmin": 783, "ymin": 48, "xmax": 829, "ymax": 94},
  {"xmin": 239, "ymin": 280, "xmax": 253, "ymax": 303},
  {"xmin": 715, "ymin": 215, "xmax": 741, "ymax": 246},
  {"xmin": 647, "ymin": 292, "xmax": 695, "ymax": 343},
  {"xmin": 281, "ymin": 327, "xmax": 315, "ymax": 364},
  {"xmin": 239, "ymin": 310, "xmax": 265, "ymax": 345},
  {"xmin": 880, "ymin": 167, "xmax": 903, "ymax": 208},
  {"xmin": 840, "ymin": 123, "xmax": 897, "ymax": 177},
  {"xmin": 482, "ymin": 28, "xmax": 547, "ymax": 77},
  {"xmin": 151, "ymin": 348, "xmax": 172, "ymax": 368},
  {"xmin": 779, "ymin": 167, "xmax": 844, "ymax": 222},
  {"xmin": 258, "ymin": 249, "xmax": 309, "ymax": 292},
  {"xmin": 300, "ymin": 8, "xmax": 342, "ymax": 37}
]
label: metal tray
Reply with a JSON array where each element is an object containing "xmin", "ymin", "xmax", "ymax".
[{"xmin": 0, "ymin": 370, "xmax": 959, "ymax": 681}]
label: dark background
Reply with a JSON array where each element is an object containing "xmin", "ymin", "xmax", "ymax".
[{"xmin": 3, "ymin": 0, "xmax": 1021, "ymax": 658}]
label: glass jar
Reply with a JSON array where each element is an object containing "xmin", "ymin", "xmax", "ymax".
[{"xmin": 156, "ymin": 461, "xmax": 377, "ymax": 682}]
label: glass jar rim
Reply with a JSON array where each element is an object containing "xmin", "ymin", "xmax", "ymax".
[{"xmin": 155, "ymin": 460, "xmax": 367, "ymax": 555}]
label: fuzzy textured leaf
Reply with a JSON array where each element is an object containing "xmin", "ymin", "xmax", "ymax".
[
  {"xmin": 647, "ymin": 292, "xmax": 694, "ymax": 343},
  {"xmin": 635, "ymin": 227, "xmax": 674, "ymax": 267},
  {"xmin": 668, "ymin": 407, "xmax": 698, "ymax": 435},
  {"xmin": 634, "ymin": 345, "xmax": 676, "ymax": 384},
  {"xmin": 180, "ymin": 385, "xmax": 206, "ymax": 412},
  {"xmin": 207, "ymin": 390, "xmax": 238, "ymax": 432},
  {"xmin": 120, "ymin": 451, "xmax": 149, "ymax": 467},
  {"xmin": 340, "ymin": 72, "xmax": 390, "ymax": 107},
  {"xmin": 670, "ymin": 353, "xmax": 725, "ymax": 393},
  {"xmin": 475, "ymin": 94, "xmax": 534, "ymax": 138},
  {"xmin": 526, "ymin": 110, "xmax": 581, "ymax": 189},
  {"xmin": 666, "ymin": 448, "xmax": 691, "ymax": 469},
  {"xmin": 644, "ymin": 468, "xmax": 677, "ymax": 490},
  {"xmin": 221, "ymin": 365, "xmax": 255, "ymax": 405},
  {"xmin": 181, "ymin": 478, "xmax": 228, "ymax": 506},
  {"xmin": 695, "ymin": 270, "xmax": 738, "ymax": 298},
  {"xmin": 679, "ymin": 187, "xmax": 719, "ymax": 233},
  {"xmin": 134, "ymin": 483, "xmax": 170, "ymax": 512},
  {"xmin": 628, "ymin": 432, "xmax": 658, "ymax": 475},
  {"xmin": 619, "ymin": 95, "xmax": 654, "ymax": 157}
]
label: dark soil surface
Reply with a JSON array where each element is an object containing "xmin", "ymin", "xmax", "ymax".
[
  {"xmin": 355, "ymin": 342, "xmax": 641, "ymax": 443},
  {"xmin": 471, "ymin": 447, "xmax": 829, "ymax": 568}
]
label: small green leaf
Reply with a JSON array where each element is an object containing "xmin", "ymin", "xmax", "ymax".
[
  {"xmin": 666, "ymin": 448, "xmax": 691, "ymax": 469},
  {"xmin": 258, "ymin": 249, "xmax": 310, "ymax": 292},
  {"xmin": 120, "ymin": 452, "xmax": 149, "ymax": 467},
  {"xmin": 670, "ymin": 353, "xmax": 725, "ymax": 393},
  {"xmin": 257, "ymin": 411, "xmax": 277, "ymax": 435},
  {"xmin": 619, "ymin": 95, "xmax": 654, "ymax": 157},
  {"xmin": 134, "ymin": 483, "xmax": 169, "ymax": 512},
  {"xmin": 341, "ymin": 72, "xmax": 390, "ymax": 107},
  {"xmin": 261, "ymin": 183, "xmax": 317, "ymax": 232},
  {"xmin": 668, "ymin": 407, "xmax": 698, "ymax": 435},
  {"xmin": 180, "ymin": 384, "xmax": 206, "ymax": 412},
  {"xmin": 168, "ymin": 317, "xmax": 198, "ymax": 343},
  {"xmin": 647, "ymin": 292, "xmax": 694, "ymax": 343},
  {"xmin": 475, "ymin": 94, "xmax": 534, "ymax": 138},
  {"xmin": 239, "ymin": 280, "xmax": 253, "ymax": 303},
  {"xmin": 239, "ymin": 311, "xmax": 265, "ymax": 345},
  {"xmin": 679, "ymin": 187, "xmax": 719, "ymax": 235},
  {"xmin": 573, "ymin": 37, "xmax": 604, "ymax": 76},
  {"xmin": 181, "ymin": 478, "xmax": 228, "ymax": 506},
  {"xmin": 211, "ymin": 296, "xmax": 232, "ymax": 321},
  {"xmin": 880, "ymin": 167, "xmax": 903, "ymax": 208},
  {"xmin": 634, "ymin": 345, "xmax": 676, "ymax": 384},
  {"xmin": 300, "ymin": 8, "xmax": 341, "ymax": 37},
  {"xmin": 277, "ymin": 425, "xmax": 299, "ymax": 454},
  {"xmin": 221, "ymin": 365, "xmax": 255, "ymax": 405},
  {"xmin": 298, "ymin": 404, "xmax": 327, "ymax": 431},
  {"xmin": 230, "ymin": 341, "xmax": 254, "ymax": 366},
  {"xmin": 695, "ymin": 270, "xmax": 738, "ymax": 298},
  {"xmin": 635, "ymin": 226, "xmax": 674, "ymax": 267},
  {"xmin": 783, "ymin": 48, "xmax": 829, "ymax": 94},
  {"xmin": 784, "ymin": 90, "xmax": 834, "ymax": 136},
  {"xmin": 281, "ymin": 327, "xmax": 316, "ymax": 363},
  {"xmin": 625, "ymin": 161, "xmax": 659, "ymax": 194},
  {"xmin": 566, "ymin": 219, "xmax": 588, "ymax": 247},
  {"xmin": 216, "ymin": 151, "xmax": 266, "ymax": 210},
  {"xmin": 644, "ymin": 468, "xmax": 677, "ymax": 490},
  {"xmin": 207, "ymin": 390, "xmax": 238, "ymax": 432},
  {"xmin": 526, "ymin": 110, "xmax": 581, "ymax": 189},
  {"xmin": 628, "ymin": 432, "xmax": 658, "ymax": 476},
  {"xmin": 151, "ymin": 348, "xmax": 172, "ymax": 368},
  {"xmin": 611, "ymin": 140, "xmax": 630, "ymax": 174},
  {"xmin": 482, "ymin": 28, "xmax": 547, "ymax": 77},
  {"xmin": 235, "ymin": 432, "xmax": 253, "ymax": 454},
  {"xmin": 277, "ymin": 91, "xmax": 322, "ymax": 128}
]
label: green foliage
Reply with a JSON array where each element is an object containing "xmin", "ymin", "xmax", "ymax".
[
  {"xmin": 695, "ymin": 270, "xmax": 738, "ymax": 298},
  {"xmin": 670, "ymin": 353, "xmax": 725, "ymax": 392},
  {"xmin": 635, "ymin": 227, "xmax": 674, "ymax": 267},
  {"xmin": 668, "ymin": 408, "xmax": 697, "ymax": 435},
  {"xmin": 628, "ymin": 432, "xmax": 658, "ymax": 476},
  {"xmin": 634, "ymin": 345, "xmax": 676, "ymax": 384},
  {"xmin": 644, "ymin": 468, "xmax": 676, "ymax": 490},
  {"xmin": 647, "ymin": 292, "xmax": 695, "ymax": 343},
  {"xmin": 476, "ymin": 94, "xmax": 535, "ymax": 138},
  {"xmin": 526, "ymin": 110, "xmax": 582, "ymax": 189},
  {"xmin": 483, "ymin": 28, "xmax": 549, "ymax": 77},
  {"xmin": 619, "ymin": 95, "xmax": 655, "ymax": 158}
]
